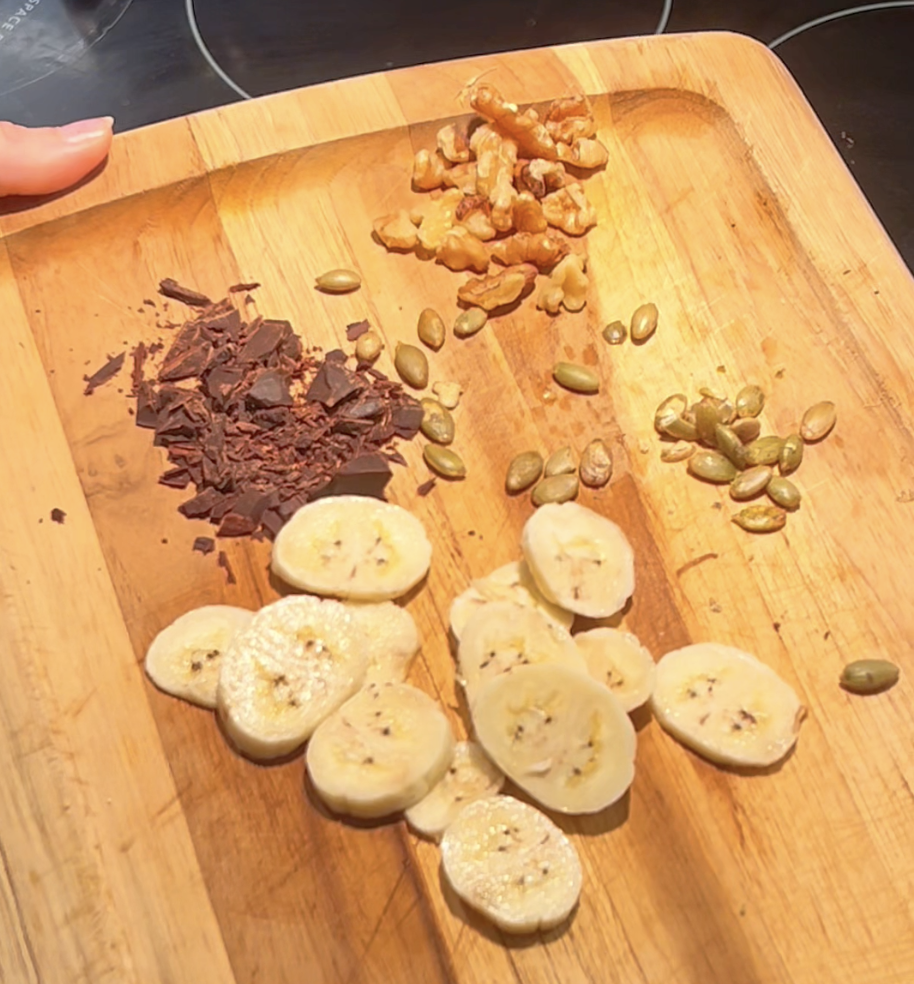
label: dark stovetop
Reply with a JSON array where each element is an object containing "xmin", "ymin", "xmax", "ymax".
[{"xmin": 0, "ymin": 0, "xmax": 911, "ymax": 267}]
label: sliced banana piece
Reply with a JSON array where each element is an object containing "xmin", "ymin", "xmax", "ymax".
[
  {"xmin": 344, "ymin": 601, "xmax": 420, "ymax": 685},
  {"xmin": 307, "ymin": 682, "xmax": 455, "ymax": 818},
  {"xmin": 217, "ymin": 595, "xmax": 367, "ymax": 760},
  {"xmin": 271, "ymin": 495, "xmax": 432, "ymax": 600},
  {"xmin": 472, "ymin": 663, "xmax": 636, "ymax": 814},
  {"xmin": 651, "ymin": 643, "xmax": 805, "ymax": 768},
  {"xmin": 449, "ymin": 560, "xmax": 574, "ymax": 641},
  {"xmin": 575, "ymin": 627, "xmax": 656, "ymax": 712},
  {"xmin": 456, "ymin": 601, "xmax": 586, "ymax": 707},
  {"xmin": 441, "ymin": 795, "xmax": 582, "ymax": 934},
  {"xmin": 522, "ymin": 501, "xmax": 635, "ymax": 618},
  {"xmin": 145, "ymin": 605, "xmax": 254, "ymax": 709},
  {"xmin": 405, "ymin": 740, "xmax": 505, "ymax": 841}
]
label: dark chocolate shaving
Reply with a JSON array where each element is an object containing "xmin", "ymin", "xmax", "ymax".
[
  {"xmin": 193, "ymin": 536, "xmax": 215, "ymax": 555},
  {"xmin": 229, "ymin": 282, "xmax": 261, "ymax": 293},
  {"xmin": 158, "ymin": 278, "xmax": 212, "ymax": 307},
  {"xmin": 346, "ymin": 320, "xmax": 371, "ymax": 341},
  {"xmin": 83, "ymin": 351, "xmax": 125, "ymax": 395}
]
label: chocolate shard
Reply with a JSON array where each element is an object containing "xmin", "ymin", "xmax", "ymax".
[
  {"xmin": 391, "ymin": 404, "xmax": 424, "ymax": 438},
  {"xmin": 178, "ymin": 487, "xmax": 223, "ymax": 519},
  {"xmin": 229, "ymin": 282, "xmax": 261, "ymax": 293},
  {"xmin": 130, "ymin": 342, "xmax": 148, "ymax": 396},
  {"xmin": 204, "ymin": 366, "xmax": 243, "ymax": 407},
  {"xmin": 158, "ymin": 278, "xmax": 212, "ymax": 307},
  {"xmin": 306, "ymin": 361, "xmax": 364, "ymax": 408},
  {"xmin": 205, "ymin": 309, "xmax": 243, "ymax": 337},
  {"xmin": 217, "ymin": 550, "xmax": 237, "ymax": 585},
  {"xmin": 416, "ymin": 478, "xmax": 436, "ymax": 497},
  {"xmin": 320, "ymin": 453, "xmax": 392, "ymax": 500},
  {"xmin": 346, "ymin": 319, "xmax": 371, "ymax": 341},
  {"xmin": 135, "ymin": 381, "xmax": 159, "ymax": 429},
  {"xmin": 217, "ymin": 489, "xmax": 270, "ymax": 537},
  {"xmin": 325, "ymin": 349, "xmax": 348, "ymax": 363},
  {"xmin": 192, "ymin": 536, "xmax": 215, "ymax": 555},
  {"xmin": 159, "ymin": 467, "xmax": 191, "ymax": 489},
  {"xmin": 83, "ymin": 351, "xmax": 126, "ymax": 395},
  {"xmin": 159, "ymin": 324, "xmax": 213, "ymax": 382},
  {"xmin": 246, "ymin": 370, "xmax": 293, "ymax": 409},
  {"xmin": 238, "ymin": 320, "xmax": 290, "ymax": 364}
]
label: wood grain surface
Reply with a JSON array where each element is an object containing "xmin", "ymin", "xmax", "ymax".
[{"xmin": 2, "ymin": 32, "xmax": 913, "ymax": 984}]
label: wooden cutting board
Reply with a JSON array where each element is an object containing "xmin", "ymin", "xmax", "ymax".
[{"xmin": 2, "ymin": 31, "xmax": 913, "ymax": 984}]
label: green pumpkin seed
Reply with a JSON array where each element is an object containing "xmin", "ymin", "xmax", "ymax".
[
  {"xmin": 800, "ymin": 401, "xmax": 837, "ymax": 442},
  {"xmin": 767, "ymin": 476, "xmax": 801, "ymax": 511},
  {"xmin": 394, "ymin": 342, "xmax": 429, "ymax": 389},
  {"xmin": 688, "ymin": 450, "xmax": 738, "ymax": 484},
  {"xmin": 419, "ymin": 399, "xmax": 455, "ymax": 445},
  {"xmin": 579, "ymin": 438, "xmax": 613, "ymax": 488},
  {"xmin": 840, "ymin": 659, "xmax": 900, "ymax": 694},
  {"xmin": 731, "ymin": 504, "xmax": 786, "ymax": 533},
  {"xmin": 731, "ymin": 417, "xmax": 761, "ymax": 444},
  {"xmin": 315, "ymin": 268, "xmax": 361, "ymax": 293},
  {"xmin": 602, "ymin": 321, "xmax": 627, "ymax": 345},
  {"xmin": 505, "ymin": 451, "xmax": 544, "ymax": 493},
  {"xmin": 654, "ymin": 393, "xmax": 697, "ymax": 440},
  {"xmin": 453, "ymin": 308, "xmax": 488, "ymax": 338},
  {"xmin": 544, "ymin": 445, "xmax": 577, "ymax": 477},
  {"xmin": 532, "ymin": 473, "xmax": 579, "ymax": 506},
  {"xmin": 729, "ymin": 465, "xmax": 773, "ymax": 501},
  {"xmin": 695, "ymin": 399, "xmax": 722, "ymax": 448},
  {"xmin": 417, "ymin": 308, "xmax": 446, "ymax": 350},
  {"xmin": 553, "ymin": 362, "xmax": 600, "ymax": 394},
  {"xmin": 745, "ymin": 435, "xmax": 785, "ymax": 467},
  {"xmin": 355, "ymin": 330, "xmax": 383, "ymax": 363},
  {"xmin": 630, "ymin": 302, "xmax": 658, "ymax": 342},
  {"xmin": 664, "ymin": 417, "xmax": 699, "ymax": 441},
  {"xmin": 660, "ymin": 441, "xmax": 694, "ymax": 463},
  {"xmin": 779, "ymin": 433, "xmax": 804, "ymax": 475},
  {"xmin": 735, "ymin": 384, "xmax": 765, "ymax": 418},
  {"xmin": 423, "ymin": 444, "xmax": 466, "ymax": 479},
  {"xmin": 715, "ymin": 423, "xmax": 748, "ymax": 469}
]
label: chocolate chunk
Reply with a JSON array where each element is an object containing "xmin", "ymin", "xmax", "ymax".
[
  {"xmin": 416, "ymin": 478, "xmax": 436, "ymax": 496},
  {"xmin": 206, "ymin": 309, "xmax": 243, "ymax": 338},
  {"xmin": 130, "ymin": 342, "xmax": 147, "ymax": 396},
  {"xmin": 217, "ymin": 489, "xmax": 270, "ymax": 537},
  {"xmin": 325, "ymin": 349, "xmax": 348, "ymax": 363},
  {"xmin": 306, "ymin": 361, "xmax": 364, "ymax": 408},
  {"xmin": 135, "ymin": 382, "xmax": 159, "ymax": 429},
  {"xmin": 158, "ymin": 278, "xmax": 212, "ymax": 307},
  {"xmin": 320, "ymin": 453, "xmax": 392, "ymax": 500},
  {"xmin": 346, "ymin": 320, "xmax": 371, "ymax": 341},
  {"xmin": 159, "ymin": 467, "xmax": 191, "ymax": 489},
  {"xmin": 217, "ymin": 551, "xmax": 237, "ymax": 585},
  {"xmin": 50, "ymin": 508, "xmax": 66, "ymax": 524},
  {"xmin": 247, "ymin": 370, "xmax": 293, "ymax": 409},
  {"xmin": 192, "ymin": 536, "xmax": 215, "ymax": 555},
  {"xmin": 83, "ymin": 351, "xmax": 126, "ymax": 395},
  {"xmin": 238, "ymin": 320, "xmax": 290, "ymax": 364},
  {"xmin": 391, "ymin": 404, "xmax": 424, "ymax": 438},
  {"xmin": 178, "ymin": 487, "xmax": 223, "ymax": 519},
  {"xmin": 159, "ymin": 324, "xmax": 213, "ymax": 382}
]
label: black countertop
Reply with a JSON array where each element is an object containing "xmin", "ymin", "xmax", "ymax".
[{"xmin": 1, "ymin": 0, "xmax": 911, "ymax": 267}]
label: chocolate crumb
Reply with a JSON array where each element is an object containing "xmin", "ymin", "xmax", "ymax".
[
  {"xmin": 193, "ymin": 536, "xmax": 215, "ymax": 555},
  {"xmin": 50, "ymin": 508, "xmax": 66, "ymax": 524},
  {"xmin": 83, "ymin": 351, "xmax": 126, "ymax": 395},
  {"xmin": 346, "ymin": 319, "xmax": 371, "ymax": 341},
  {"xmin": 158, "ymin": 278, "xmax": 212, "ymax": 307},
  {"xmin": 416, "ymin": 478, "xmax": 436, "ymax": 497},
  {"xmin": 229, "ymin": 282, "xmax": 261, "ymax": 293},
  {"xmin": 217, "ymin": 550, "xmax": 237, "ymax": 585}
]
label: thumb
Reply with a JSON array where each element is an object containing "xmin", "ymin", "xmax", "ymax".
[{"xmin": 0, "ymin": 117, "xmax": 114, "ymax": 198}]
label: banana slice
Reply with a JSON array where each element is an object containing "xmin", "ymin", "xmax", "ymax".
[
  {"xmin": 441, "ymin": 795, "xmax": 582, "ymax": 934},
  {"xmin": 575, "ymin": 627, "xmax": 656, "ymax": 712},
  {"xmin": 472, "ymin": 663, "xmax": 636, "ymax": 814},
  {"xmin": 521, "ymin": 501, "xmax": 635, "ymax": 618},
  {"xmin": 651, "ymin": 643, "xmax": 805, "ymax": 768},
  {"xmin": 306, "ymin": 682, "xmax": 455, "ymax": 818},
  {"xmin": 271, "ymin": 495, "xmax": 432, "ymax": 601},
  {"xmin": 449, "ymin": 560, "xmax": 574, "ymax": 641},
  {"xmin": 144, "ymin": 605, "xmax": 254, "ymax": 709},
  {"xmin": 456, "ymin": 601, "xmax": 587, "ymax": 706},
  {"xmin": 216, "ymin": 595, "xmax": 367, "ymax": 760},
  {"xmin": 344, "ymin": 601, "xmax": 420, "ymax": 685},
  {"xmin": 405, "ymin": 740, "xmax": 505, "ymax": 841}
]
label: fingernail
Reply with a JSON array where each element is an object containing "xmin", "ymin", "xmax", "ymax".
[{"xmin": 61, "ymin": 116, "xmax": 115, "ymax": 144}]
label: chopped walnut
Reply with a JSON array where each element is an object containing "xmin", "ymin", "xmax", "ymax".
[
  {"xmin": 473, "ymin": 125, "xmax": 518, "ymax": 199},
  {"xmin": 372, "ymin": 209, "xmax": 419, "ymax": 251},
  {"xmin": 536, "ymin": 283, "xmax": 565, "ymax": 315},
  {"xmin": 455, "ymin": 195, "xmax": 496, "ymax": 241},
  {"xmin": 412, "ymin": 148, "xmax": 450, "ymax": 191},
  {"xmin": 556, "ymin": 137, "xmax": 609, "ymax": 170},
  {"xmin": 414, "ymin": 188, "xmax": 464, "ymax": 253},
  {"xmin": 437, "ymin": 122, "xmax": 471, "ymax": 163},
  {"xmin": 457, "ymin": 263, "xmax": 537, "ymax": 311},
  {"xmin": 536, "ymin": 253, "xmax": 588, "ymax": 313},
  {"xmin": 490, "ymin": 231, "xmax": 569, "ymax": 271},
  {"xmin": 512, "ymin": 193, "xmax": 548, "ymax": 234},
  {"xmin": 441, "ymin": 162, "xmax": 478, "ymax": 196},
  {"xmin": 541, "ymin": 182, "xmax": 597, "ymax": 236},
  {"xmin": 544, "ymin": 96, "xmax": 597, "ymax": 145},
  {"xmin": 515, "ymin": 158, "xmax": 567, "ymax": 199},
  {"xmin": 436, "ymin": 226, "xmax": 490, "ymax": 273},
  {"xmin": 469, "ymin": 84, "xmax": 558, "ymax": 161},
  {"xmin": 489, "ymin": 170, "xmax": 518, "ymax": 233}
]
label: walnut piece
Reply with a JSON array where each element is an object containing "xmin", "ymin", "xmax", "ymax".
[
  {"xmin": 442, "ymin": 162, "xmax": 478, "ymax": 196},
  {"xmin": 457, "ymin": 263, "xmax": 538, "ymax": 311},
  {"xmin": 515, "ymin": 158, "xmax": 567, "ymax": 199},
  {"xmin": 414, "ymin": 188, "xmax": 464, "ymax": 253},
  {"xmin": 372, "ymin": 209, "xmax": 419, "ymax": 251},
  {"xmin": 473, "ymin": 125, "xmax": 518, "ymax": 199},
  {"xmin": 512, "ymin": 192, "xmax": 548, "ymax": 234},
  {"xmin": 412, "ymin": 148, "xmax": 450, "ymax": 191},
  {"xmin": 489, "ymin": 169, "xmax": 518, "ymax": 233},
  {"xmin": 544, "ymin": 96, "xmax": 597, "ymax": 145},
  {"xmin": 490, "ymin": 231, "xmax": 569, "ymax": 271},
  {"xmin": 437, "ymin": 122, "xmax": 471, "ymax": 163},
  {"xmin": 436, "ymin": 226, "xmax": 490, "ymax": 273},
  {"xmin": 556, "ymin": 137, "xmax": 609, "ymax": 170},
  {"xmin": 541, "ymin": 182, "xmax": 597, "ymax": 236},
  {"xmin": 536, "ymin": 253, "xmax": 588, "ymax": 313},
  {"xmin": 536, "ymin": 283, "xmax": 565, "ymax": 315},
  {"xmin": 456, "ymin": 195, "xmax": 496, "ymax": 241},
  {"xmin": 469, "ymin": 84, "xmax": 558, "ymax": 161}
]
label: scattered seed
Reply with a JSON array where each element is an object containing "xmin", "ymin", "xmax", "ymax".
[
  {"xmin": 735, "ymin": 384, "xmax": 765, "ymax": 418},
  {"xmin": 419, "ymin": 399, "xmax": 455, "ymax": 445},
  {"xmin": 579, "ymin": 439, "xmax": 613, "ymax": 487},
  {"xmin": 602, "ymin": 321, "xmax": 627, "ymax": 345},
  {"xmin": 355, "ymin": 330, "xmax": 383, "ymax": 363},
  {"xmin": 715, "ymin": 423, "xmax": 748, "ymax": 469},
  {"xmin": 840, "ymin": 659, "xmax": 900, "ymax": 694},
  {"xmin": 453, "ymin": 308, "xmax": 488, "ymax": 338},
  {"xmin": 694, "ymin": 399, "xmax": 722, "ymax": 448},
  {"xmin": 800, "ymin": 401, "xmax": 836, "ymax": 442},
  {"xmin": 505, "ymin": 451, "xmax": 544, "ymax": 493},
  {"xmin": 729, "ymin": 465, "xmax": 773, "ymax": 501},
  {"xmin": 731, "ymin": 504, "xmax": 786, "ymax": 533},
  {"xmin": 432, "ymin": 381, "xmax": 462, "ymax": 409},
  {"xmin": 553, "ymin": 362, "xmax": 600, "ymax": 394},
  {"xmin": 423, "ymin": 444, "xmax": 466, "ymax": 479},
  {"xmin": 315, "ymin": 268, "xmax": 361, "ymax": 293},
  {"xmin": 544, "ymin": 446, "xmax": 577, "ymax": 477},
  {"xmin": 779, "ymin": 433, "xmax": 804, "ymax": 475},
  {"xmin": 688, "ymin": 450, "xmax": 738, "ymax": 484},
  {"xmin": 417, "ymin": 308, "xmax": 446, "ymax": 350},
  {"xmin": 394, "ymin": 342, "xmax": 429, "ymax": 389},
  {"xmin": 532, "ymin": 473, "xmax": 579, "ymax": 506},
  {"xmin": 660, "ymin": 441, "xmax": 694, "ymax": 463},
  {"xmin": 745, "ymin": 435, "xmax": 785, "ymax": 467},
  {"xmin": 655, "ymin": 393, "xmax": 697, "ymax": 440},
  {"xmin": 731, "ymin": 417, "xmax": 761, "ymax": 444},
  {"xmin": 767, "ymin": 476, "xmax": 801, "ymax": 511},
  {"xmin": 630, "ymin": 302, "xmax": 658, "ymax": 342}
]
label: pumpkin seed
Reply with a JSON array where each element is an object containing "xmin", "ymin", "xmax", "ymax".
[
  {"xmin": 731, "ymin": 504, "xmax": 786, "ymax": 533},
  {"xmin": 745, "ymin": 435, "xmax": 784, "ymax": 466},
  {"xmin": 505, "ymin": 451, "xmax": 544, "ymax": 493},
  {"xmin": 731, "ymin": 417, "xmax": 761, "ymax": 444},
  {"xmin": 735, "ymin": 384, "xmax": 765, "ymax": 418},
  {"xmin": 654, "ymin": 393, "xmax": 697, "ymax": 440},
  {"xmin": 660, "ymin": 441, "xmax": 694, "ymax": 463},
  {"xmin": 423, "ymin": 444, "xmax": 466, "ymax": 479},
  {"xmin": 665, "ymin": 417, "xmax": 699, "ymax": 441},
  {"xmin": 779, "ymin": 433, "xmax": 804, "ymax": 475},
  {"xmin": 394, "ymin": 342, "xmax": 429, "ymax": 389},
  {"xmin": 767, "ymin": 476, "xmax": 801, "ymax": 511},
  {"xmin": 553, "ymin": 362, "xmax": 600, "ymax": 394},
  {"xmin": 630, "ymin": 302, "xmax": 658, "ymax": 342},
  {"xmin": 688, "ymin": 450, "xmax": 738, "ymax": 484},
  {"xmin": 432, "ymin": 381, "xmax": 462, "ymax": 409},
  {"xmin": 840, "ymin": 659, "xmax": 900, "ymax": 695},
  {"xmin": 800, "ymin": 401, "xmax": 836, "ymax": 442},
  {"xmin": 419, "ymin": 399, "xmax": 455, "ymax": 445},
  {"xmin": 579, "ymin": 439, "xmax": 613, "ymax": 488},
  {"xmin": 355, "ymin": 330, "xmax": 383, "ymax": 363},
  {"xmin": 695, "ymin": 399, "xmax": 722, "ymax": 447},
  {"xmin": 417, "ymin": 308, "xmax": 446, "ymax": 351},
  {"xmin": 715, "ymin": 423, "xmax": 748, "ymax": 469},
  {"xmin": 544, "ymin": 446, "xmax": 577, "ymax": 477},
  {"xmin": 532, "ymin": 473, "xmax": 579, "ymax": 506},
  {"xmin": 315, "ymin": 268, "xmax": 361, "ymax": 293},
  {"xmin": 602, "ymin": 321, "xmax": 627, "ymax": 345},
  {"xmin": 729, "ymin": 465, "xmax": 773, "ymax": 501},
  {"xmin": 453, "ymin": 308, "xmax": 488, "ymax": 338}
]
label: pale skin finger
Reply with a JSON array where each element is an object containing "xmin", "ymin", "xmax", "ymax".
[{"xmin": 0, "ymin": 117, "xmax": 114, "ymax": 197}]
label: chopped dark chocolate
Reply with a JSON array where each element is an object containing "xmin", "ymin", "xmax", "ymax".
[
  {"xmin": 50, "ymin": 508, "xmax": 66, "ymax": 524},
  {"xmin": 83, "ymin": 351, "xmax": 125, "ymax": 395},
  {"xmin": 130, "ymin": 342, "xmax": 148, "ymax": 396},
  {"xmin": 159, "ymin": 467, "xmax": 191, "ymax": 489},
  {"xmin": 346, "ymin": 320, "xmax": 371, "ymax": 341},
  {"xmin": 193, "ymin": 536, "xmax": 215, "ymax": 555},
  {"xmin": 306, "ymin": 361, "xmax": 364, "ymax": 409},
  {"xmin": 158, "ymin": 278, "xmax": 212, "ymax": 307},
  {"xmin": 229, "ymin": 282, "xmax": 261, "ymax": 293},
  {"xmin": 237, "ymin": 320, "xmax": 290, "ymax": 364},
  {"xmin": 391, "ymin": 405, "xmax": 424, "ymax": 439},
  {"xmin": 416, "ymin": 478, "xmax": 436, "ymax": 497},
  {"xmin": 246, "ymin": 370, "xmax": 293, "ymax": 409},
  {"xmin": 159, "ymin": 324, "xmax": 213, "ymax": 382},
  {"xmin": 217, "ymin": 550, "xmax": 237, "ymax": 585}
]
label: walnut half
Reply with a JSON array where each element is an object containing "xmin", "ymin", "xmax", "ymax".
[{"xmin": 457, "ymin": 264, "xmax": 538, "ymax": 311}]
